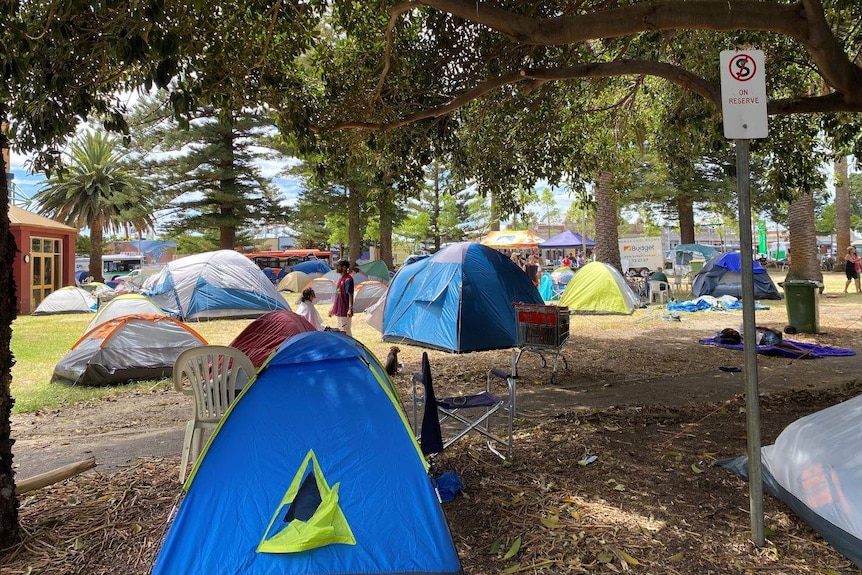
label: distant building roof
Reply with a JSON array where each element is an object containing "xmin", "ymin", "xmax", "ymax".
[{"xmin": 9, "ymin": 205, "xmax": 77, "ymax": 232}]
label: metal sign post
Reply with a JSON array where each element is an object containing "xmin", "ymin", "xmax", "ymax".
[{"xmin": 720, "ymin": 49, "xmax": 768, "ymax": 547}]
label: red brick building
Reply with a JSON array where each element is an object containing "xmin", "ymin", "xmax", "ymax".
[{"xmin": 9, "ymin": 205, "xmax": 78, "ymax": 314}]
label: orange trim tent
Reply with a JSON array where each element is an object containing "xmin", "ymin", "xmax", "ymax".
[{"xmin": 479, "ymin": 229, "xmax": 545, "ymax": 249}]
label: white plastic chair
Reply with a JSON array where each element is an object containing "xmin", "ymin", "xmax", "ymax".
[
  {"xmin": 649, "ymin": 280, "xmax": 671, "ymax": 304},
  {"xmin": 173, "ymin": 345, "xmax": 256, "ymax": 482}
]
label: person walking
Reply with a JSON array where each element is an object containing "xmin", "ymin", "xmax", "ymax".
[
  {"xmin": 844, "ymin": 246, "xmax": 861, "ymax": 294},
  {"xmin": 329, "ymin": 259, "xmax": 355, "ymax": 335}
]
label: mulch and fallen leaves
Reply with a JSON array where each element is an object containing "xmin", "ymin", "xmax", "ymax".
[
  {"xmin": 438, "ymin": 383, "xmax": 862, "ymax": 574},
  {"xmin": 3, "ymin": 383, "xmax": 861, "ymax": 575}
]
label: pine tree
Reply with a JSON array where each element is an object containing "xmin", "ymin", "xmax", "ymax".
[{"xmin": 129, "ymin": 98, "xmax": 290, "ymax": 249}]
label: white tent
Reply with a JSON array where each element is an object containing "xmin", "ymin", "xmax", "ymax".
[
  {"xmin": 365, "ymin": 293, "xmax": 385, "ymax": 333},
  {"xmin": 722, "ymin": 394, "xmax": 862, "ymax": 567},
  {"xmin": 32, "ymin": 287, "xmax": 97, "ymax": 315},
  {"xmin": 305, "ymin": 277, "xmax": 338, "ymax": 305},
  {"xmin": 142, "ymin": 250, "xmax": 289, "ymax": 320},
  {"xmin": 353, "ymin": 280, "xmax": 387, "ymax": 313}
]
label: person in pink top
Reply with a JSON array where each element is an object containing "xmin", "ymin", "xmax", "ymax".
[{"xmin": 329, "ymin": 259, "xmax": 355, "ymax": 335}]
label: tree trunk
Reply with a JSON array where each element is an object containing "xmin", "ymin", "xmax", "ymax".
[
  {"xmin": 594, "ymin": 172, "xmax": 622, "ymax": 270},
  {"xmin": 89, "ymin": 217, "xmax": 105, "ymax": 282},
  {"xmin": 347, "ymin": 186, "xmax": 362, "ymax": 263},
  {"xmin": 378, "ymin": 188, "xmax": 394, "ymax": 270},
  {"xmin": 676, "ymin": 195, "xmax": 695, "ymax": 244},
  {"xmin": 431, "ymin": 163, "xmax": 441, "ymax": 251},
  {"xmin": 0, "ymin": 116, "xmax": 20, "ymax": 547},
  {"xmin": 220, "ymin": 124, "xmax": 238, "ymax": 250},
  {"xmin": 489, "ymin": 191, "xmax": 500, "ymax": 232},
  {"xmin": 785, "ymin": 191, "xmax": 823, "ymax": 283},
  {"xmin": 219, "ymin": 219, "xmax": 236, "ymax": 250},
  {"xmin": 834, "ymin": 156, "xmax": 851, "ymax": 272}
]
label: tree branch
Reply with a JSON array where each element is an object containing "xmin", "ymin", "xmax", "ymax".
[
  {"xmin": 376, "ymin": 1, "xmax": 423, "ymax": 100},
  {"xmin": 332, "ymin": 70, "xmax": 525, "ymax": 130},
  {"xmin": 768, "ymin": 92, "xmax": 862, "ymax": 114},
  {"xmin": 376, "ymin": 0, "xmax": 862, "ymax": 115},
  {"xmin": 329, "ymin": 60, "xmax": 862, "ymax": 132},
  {"xmin": 331, "ymin": 61, "xmax": 717, "ymax": 131},
  {"xmin": 417, "ymin": 0, "xmax": 808, "ymax": 45},
  {"xmin": 525, "ymin": 60, "xmax": 721, "ymax": 106}
]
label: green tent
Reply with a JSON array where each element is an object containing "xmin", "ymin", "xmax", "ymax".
[
  {"xmin": 558, "ymin": 262, "xmax": 640, "ymax": 315},
  {"xmin": 358, "ymin": 259, "xmax": 391, "ymax": 284}
]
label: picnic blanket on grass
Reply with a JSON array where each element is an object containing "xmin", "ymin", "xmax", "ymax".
[{"xmin": 699, "ymin": 337, "xmax": 855, "ymax": 359}]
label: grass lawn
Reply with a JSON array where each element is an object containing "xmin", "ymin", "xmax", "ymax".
[
  {"xmin": 8, "ymin": 269, "xmax": 854, "ymax": 413},
  {"xmin": 10, "ymin": 315, "xmax": 250, "ymax": 413}
]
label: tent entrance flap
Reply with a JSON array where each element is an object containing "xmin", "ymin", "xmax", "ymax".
[
  {"xmin": 284, "ymin": 473, "xmax": 323, "ymax": 522},
  {"xmin": 414, "ymin": 265, "xmax": 458, "ymax": 303},
  {"xmin": 258, "ymin": 450, "xmax": 355, "ymax": 554}
]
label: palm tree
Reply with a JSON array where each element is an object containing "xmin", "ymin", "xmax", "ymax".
[
  {"xmin": 33, "ymin": 132, "xmax": 154, "ymax": 282},
  {"xmin": 594, "ymin": 172, "xmax": 622, "ymax": 271},
  {"xmin": 834, "ymin": 156, "xmax": 851, "ymax": 271},
  {"xmin": 786, "ymin": 192, "xmax": 823, "ymax": 283}
]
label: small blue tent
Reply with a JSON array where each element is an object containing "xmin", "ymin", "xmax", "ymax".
[
  {"xmin": 383, "ymin": 242, "xmax": 544, "ymax": 353},
  {"xmin": 291, "ymin": 259, "xmax": 332, "ymax": 275},
  {"xmin": 152, "ymin": 331, "xmax": 462, "ymax": 575},
  {"xmin": 692, "ymin": 252, "xmax": 782, "ymax": 300}
]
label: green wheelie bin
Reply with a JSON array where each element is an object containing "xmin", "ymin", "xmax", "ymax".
[{"xmin": 779, "ymin": 280, "xmax": 821, "ymax": 334}]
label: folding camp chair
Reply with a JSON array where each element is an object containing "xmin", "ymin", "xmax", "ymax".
[
  {"xmin": 173, "ymin": 345, "xmax": 256, "ymax": 482},
  {"xmin": 412, "ymin": 352, "xmax": 516, "ymax": 461}
]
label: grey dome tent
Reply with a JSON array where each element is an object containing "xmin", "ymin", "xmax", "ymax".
[
  {"xmin": 691, "ymin": 252, "xmax": 781, "ymax": 300},
  {"xmin": 32, "ymin": 286, "xmax": 97, "ymax": 315},
  {"xmin": 720, "ymin": 393, "xmax": 862, "ymax": 568},
  {"xmin": 53, "ymin": 314, "xmax": 206, "ymax": 386}
]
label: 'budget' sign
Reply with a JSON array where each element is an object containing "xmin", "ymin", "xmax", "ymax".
[
  {"xmin": 618, "ymin": 237, "xmax": 663, "ymax": 272},
  {"xmin": 720, "ymin": 50, "xmax": 768, "ymax": 139}
]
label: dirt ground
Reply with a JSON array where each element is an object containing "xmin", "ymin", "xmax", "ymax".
[{"xmin": 3, "ymin": 289, "xmax": 862, "ymax": 574}]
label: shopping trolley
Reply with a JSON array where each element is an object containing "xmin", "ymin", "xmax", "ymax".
[{"xmin": 513, "ymin": 303, "xmax": 570, "ymax": 384}]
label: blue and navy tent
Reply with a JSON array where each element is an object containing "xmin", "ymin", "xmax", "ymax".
[
  {"xmin": 152, "ymin": 331, "xmax": 462, "ymax": 575},
  {"xmin": 142, "ymin": 250, "xmax": 290, "ymax": 320},
  {"xmin": 691, "ymin": 252, "xmax": 782, "ymax": 300},
  {"xmin": 383, "ymin": 242, "xmax": 544, "ymax": 353}
]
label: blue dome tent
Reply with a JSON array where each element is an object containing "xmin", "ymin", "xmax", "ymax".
[
  {"xmin": 151, "ymin": 331, "xmax": 462, "ymax": 575},
  {"xmin": 691, "ymin": 252, "xmax": 782, "ymax": 300},
  {"xmin": 291, "ymin": 259, "xmax": 332, "ymax": 275},
  {"xmin": 383, "ymin": 242, "xmax": 543, "ymax": 353}
]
